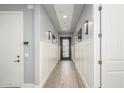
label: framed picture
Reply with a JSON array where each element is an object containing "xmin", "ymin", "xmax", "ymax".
[
  {"xmin": 84, "ymin": 20, "xmax": 89, "ymax": 35},
  {"xmin": 77, "ymin": 28, "xmax": 82, "ymax": 42}
]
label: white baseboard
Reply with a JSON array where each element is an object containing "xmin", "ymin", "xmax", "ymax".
[
  {"xmin": 0, "ymin": 83, "xmax": 41, "ymax": 88},
  {"xmin": 22, "ymin": 83, "xmax": 35, "ymax": 88},
  {"xmin": 80, "ymin": 75, "xmax": 90, "ymax": 88},
  {"xmin": 34, "ymin": 85, "xmax": 41, "ymax": 88},
  {"xmin": 0, "ymin": 85, "xmax": 20, "ymax": 88},
  {"xmin": 40, "ymin": 63, "xmax": 57, "ymax": 88},
  {"xmin": 22, "ymin": 83, "xmax": 43, "ymax": 88},
  {"xmin": 22, "ymin": 62, "xmax": 58, "ymax": 88},
  {"xmin": 75, "ymin": 65, "xmax": 90, "ymax": 88}
]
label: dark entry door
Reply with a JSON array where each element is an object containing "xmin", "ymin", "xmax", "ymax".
[{"xmin": 60, "ymin": 37, "xmax": 71, "ymax": 60}]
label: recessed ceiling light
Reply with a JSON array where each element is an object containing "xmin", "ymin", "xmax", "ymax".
[
  {"xmin": 63, "ymin": 15, "xmax": 67, "ymax": 18},
  {"xmin": 27, "ymin": 5, "xmax": 34, "ymax": 9}
]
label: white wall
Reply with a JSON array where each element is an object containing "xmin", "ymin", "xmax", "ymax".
[
  {"xmin": 34, "ymin": 5, "xmax": 59, "ymax": 87},
  {"xmin": 40, "ymin": 42, "xmax": 59, "ymax": 87},
  {"xmin": 73, "ymin": 5, "xmax": 94, "ymax": 88},
  {"xmin": 93, "ymin": 5, "xmax": 101, "ymax": 88}
]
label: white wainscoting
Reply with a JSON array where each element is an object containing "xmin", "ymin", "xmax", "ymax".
[
  {"xmin": 74, "ymin": 39, "xmax": 94, "ymax": 88},
  {"xmin": 40, "ymin": 42, "xmax": 59, "ymax": 87},
  {"xmin": 22, "ymin": 83, "xmax": 42, "ymax": 88},
  {"xmin": 71, "ymin": 45, "xmax": 75, "ymax": 61},
  {"xmin": 22, "ymin": 83, "xmax": 35, "ymax": 88}
]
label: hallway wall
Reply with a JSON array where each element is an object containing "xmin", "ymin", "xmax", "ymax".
[
  {"xmin": 34, "ymin": 5, "xmax": 59, "ymax": 86},
  {"xmin": 40, "ymin": 42, "xmax": 59, "ymax": 86},
  {"xmin": 73, "ymin": 5, "xmax": 94, "ymax": 87}
]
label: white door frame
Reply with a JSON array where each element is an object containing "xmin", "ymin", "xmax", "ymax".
[
  {"xmin": 93, "ymin": 5, "xmax": 101, "ymax": 88},
  {"xmin": 0, "ymin": 11, "xmax": 24, "ymax": 87},
  {"xmin": 34, "ymin": 5, "xmax": 41, "ymax": 86}
]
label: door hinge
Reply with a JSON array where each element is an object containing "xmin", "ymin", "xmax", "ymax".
[
  {"xmin": 98, "ymin": 6, "xmax": 102, "ymax": 11},
  {"xmin": 98, "ymin": 33, "xmax": 102, "ymax": 38},
  {"xmin": 98, "ymin": 60, "xmax": 102, "ymax": 64}
]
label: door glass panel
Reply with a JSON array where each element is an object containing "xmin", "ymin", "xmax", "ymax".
[{"xmin": 62, "ymin": 39, "xmax": 69, "ymax": 57}]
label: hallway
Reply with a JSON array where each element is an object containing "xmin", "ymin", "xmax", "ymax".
[
  {"xmin": 44, "ymin": 61, "xmax": 84, "ymax": 88},
  {"xmin": 0, "ymin": 4, "xmax": 124, "ymax": 88}
]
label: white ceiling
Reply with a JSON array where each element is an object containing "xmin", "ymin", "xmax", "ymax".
[
  {"xmin": 43, "ymin": 4, "xmax": 84, "ymax": 34},
  {"xmin": 54, "ymin": 4, "xmax": 74, "ymax": 32}
]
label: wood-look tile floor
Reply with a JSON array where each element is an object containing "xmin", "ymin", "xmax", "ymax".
[{"xmin": 44, "ymin": 61, "xmax": 85, "ymax": 88}]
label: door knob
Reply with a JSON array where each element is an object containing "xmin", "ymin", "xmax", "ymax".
[
  {"xmin": 17, "ymin": 55, "xmax": 20, "ymax": 58},
  {"xmin": 14, "ymin": 60, "xmax": 20, "ymax": 62}
]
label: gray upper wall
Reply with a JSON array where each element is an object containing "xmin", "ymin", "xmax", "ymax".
[
  {"xmin": 33, "ymin": 5, "xmax": 59, "ymax": 85},
  {"xmin": 40, "ymin": 5, "xmax": 58, "ymax": 44},
  {"xmin": 73, "ymin": 4, "xmax": 94, "ymax": 45},
  {"xmin": 0, "ymin": 4, "xmax": 34, "ymax": 83},
  {"xmin": 58, "ymin": 33, "xmax": 73, "ymax": 45}
]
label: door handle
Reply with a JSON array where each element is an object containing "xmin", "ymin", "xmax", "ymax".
[{"xmin": 14, "ymin": 60, "xmax": 20, "ymax": 62}]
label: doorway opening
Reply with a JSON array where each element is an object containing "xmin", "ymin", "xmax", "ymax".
[{"xmin": 60, "ymin": 37, "xmax": 71, "ymax": 60}]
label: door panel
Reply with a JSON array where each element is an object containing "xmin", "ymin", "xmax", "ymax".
[
  {"xmin": 101, "ymin": 5, "xmax": 124, "ymax": 88},
  {"xmin": 0, "ymin": 12, "xmax": 23, "ymax": 87},
  {"xmin": 60, "ymin": 37, "xmax": 71, "ymax": 60}
]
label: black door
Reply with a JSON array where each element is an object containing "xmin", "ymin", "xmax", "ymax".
[{"xmin": 60, "ymin": 37, "xmax": 71, "ymax": 60}]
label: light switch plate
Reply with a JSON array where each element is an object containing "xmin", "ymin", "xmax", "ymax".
[{"xmin": 25, "ymin": 53, "xmax": 29, "ymax": 58}]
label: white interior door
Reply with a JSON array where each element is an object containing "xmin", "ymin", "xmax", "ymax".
[
  {"xmin": 101, "ymin": 5, "xmax": 124, "ymax": 88},
  {"xmin": 0, "ymin": 12, "xmax": 23, "ymax": 87}
]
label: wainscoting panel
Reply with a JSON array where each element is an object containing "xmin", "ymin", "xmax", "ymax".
[
  {"xmin": 74, "ymin": 39, "xmax": 94, "ymax": 88},
  {"xmin": 40, "ymin": 42, "xmax": 59, "ymax": 87}
]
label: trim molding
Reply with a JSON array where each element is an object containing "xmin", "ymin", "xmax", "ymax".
[
  {"xmin": 71, "ymin": 59, "xmax": 75, "ymax": 64},
  {"xmin": 75, "ymin": 63, "xmax": 90, "ymax": 88},
  {"xmin": 80, "ymin": 75, "xmax": 90, "ymax": 88},
  {"xmin": 22, "ymin": 83, "xmax": 35, "ymax": 88},
  {"xmin": 40, "ymin": 62, "xmax": 58, "ymax": 88}
]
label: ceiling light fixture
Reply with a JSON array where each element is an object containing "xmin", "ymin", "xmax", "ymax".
[
  {"xmin": 27, "ymin": 5, "xmax": 34, "ymax": 10},
  {"xmin": 63, "ymin": 15, "xmax": 67, "ymax": 18}
]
